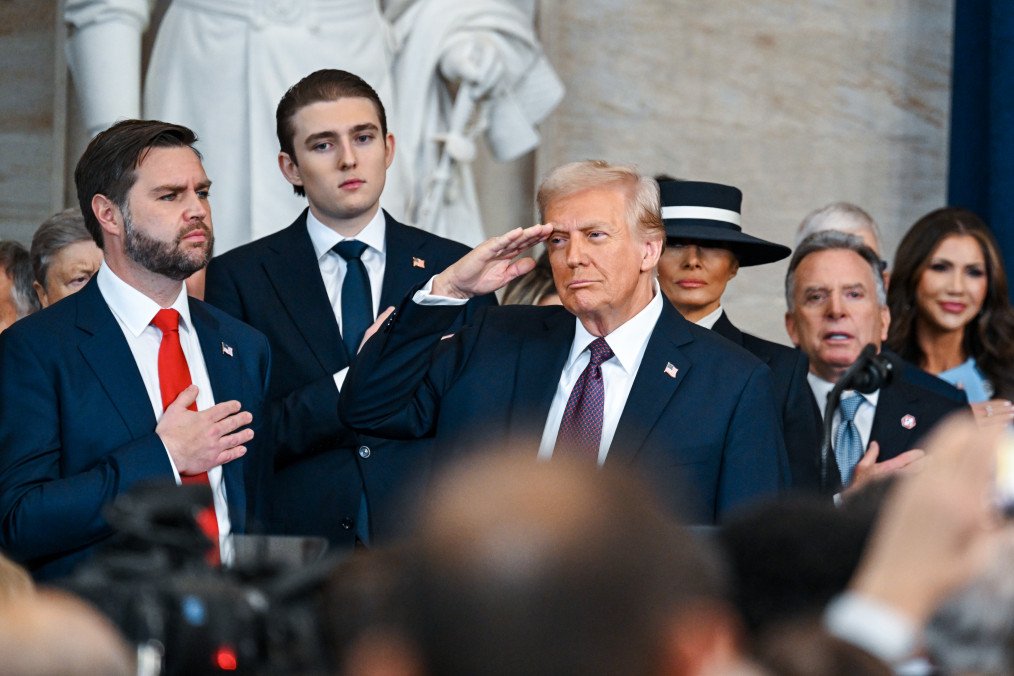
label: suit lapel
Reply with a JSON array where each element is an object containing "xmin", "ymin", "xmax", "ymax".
[
  {"xmin": 869, "ymin": 379, "xmax": 921, "ymax": 457},
  {"xmin": 607, "ymin": 304, "xmax": 694, "ymax": 466},
  {"xmin": 379, "ymin": 213, "xmax": 440, "ymax": 309},
  {"xmin": 76, "ymin": 280, "xmax": 158, "ymax": 439},
  {"xmin": 190, "ymin": 300, "xmax": 247, "ymax": 532},
  {"xmin": 262, "ymin": 213, "xmax": 348, "ymax": 372},
  {"xmin": 507, "ymin": 309, "xmax": 575, "ymax": 449}
]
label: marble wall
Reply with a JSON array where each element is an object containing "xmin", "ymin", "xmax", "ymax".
[{"xmin": 536, "ymin": 0, "xmax": 954, "ymax": 343}]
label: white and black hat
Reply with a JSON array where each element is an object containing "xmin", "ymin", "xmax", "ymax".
[{"xmin": 659, "ymin": 180, "xmax": 791, "ymax": 267}]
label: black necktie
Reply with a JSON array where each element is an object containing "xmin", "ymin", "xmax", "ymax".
[{"xmin": 333, "ymin": 240, "xmax": 373, "ymax": 360}]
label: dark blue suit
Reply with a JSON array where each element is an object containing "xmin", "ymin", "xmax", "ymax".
[
  {"xmin": 341, "ymin": 296, "xmax": 787, "ymax": 524},
  {"xmin": 0, "ymin": 278, "xmax": 270, "ymax": 580},
  {"xmin": 204, "ymin": 210, "xmax": 495, "ymax": 546},
  {"xmin": 710, "ymin": 312, "xmax": 815, "ymax": 489}
]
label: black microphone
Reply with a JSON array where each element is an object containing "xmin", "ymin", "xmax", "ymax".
[{"xmin": 818, "ymin": 344, "xmax": 894, "ymax": 492}]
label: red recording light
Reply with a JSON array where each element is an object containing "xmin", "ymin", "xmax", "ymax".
[{"xmin": 215, "ymin": 646, "xmax": 238, "ymax": 671}]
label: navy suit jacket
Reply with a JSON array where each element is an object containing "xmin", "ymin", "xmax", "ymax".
[
  {"xmin": 341, "ymin": 297, "xmax": 788, "ymax": 524},
  {"xmin": 790, "ymin": 352, "xmax": 968, "ymax": 492},
  {"xmin": 710, "ymin": 312, "xmax": 812, "ymax": 488},
  {"xmin": 0, "ymin": 278, "xmax": 270, "ymax": 580},
  {"xmin": 204, "ymin": 210, "xmax": 495, "ymax": 546}
]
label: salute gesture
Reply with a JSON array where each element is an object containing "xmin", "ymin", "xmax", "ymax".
[{"xmin": 431, "ymin": 224, "xmax": 554, "ymax": 299}]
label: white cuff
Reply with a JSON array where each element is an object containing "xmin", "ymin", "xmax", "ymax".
[
  {"xmin": 411, "ymin": 276, "xmax": 470, "ymax": 306},
  {"xmin": 825, "ymin": 591, "xmax": 918, "ymax": 664}
]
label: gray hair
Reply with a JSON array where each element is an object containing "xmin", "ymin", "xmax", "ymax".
[
  {"xmin": 30, "ymin": 208, "xmax": 92, "ymax": 288},
  {"xmin": 0, "ymin": 241, "xmax": 40, "ymax": 318},
  {"xmin": 785, "ymin": 230, "xmax": 887, "ymax": 311},
  {"xmin": 536, "ymin": 160, "xmax": 664, "ymax": 243},
  {"xmin": 795, "ymin": 202, "xmax": 883, "ymax": 253}
]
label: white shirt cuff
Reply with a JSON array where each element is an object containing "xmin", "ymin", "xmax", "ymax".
[
  {"xmin": 411, "ymin": 276, "xmax": 470, "ymax": 306},
  {"xmin": 160, "ymin": 437, "xmax": 183, "ymax": 484},
  {"xmin": 825, "ymin": 591, "xmax": 918, "ymax": 664}
]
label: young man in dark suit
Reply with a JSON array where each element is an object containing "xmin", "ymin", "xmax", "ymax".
[
  {"xmin": 784, "ymin": 230, "xmax": 967, "ymax": 493},
  {"xmin": 0, "ymin": 120, "xmax": 269, "ymax": 580},
  {"xmin": 342, "ymin": 161, "xmax": 787, "ymax": 524},
  {"xmin": 205, "ymin": 70, "xmax": 494, "ymax": 549}
]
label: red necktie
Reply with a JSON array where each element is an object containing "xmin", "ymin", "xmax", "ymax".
[{"xmin": 151, "ymin": 308, "xmax": 221, "ymax": 565}]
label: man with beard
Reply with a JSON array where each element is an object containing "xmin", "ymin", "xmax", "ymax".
[{"xmin": 0, "ymin": 120, "xmax": 271, "ymax": 580}]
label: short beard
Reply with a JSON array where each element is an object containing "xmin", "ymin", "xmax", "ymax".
[{"xmin": 122, "ymin": 206, "xmax": 214, "ymax": 281}]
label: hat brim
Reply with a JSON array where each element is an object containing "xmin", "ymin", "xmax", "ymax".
[{"xmin": 664, "ymin": 222, "xmax": 791, "ymax": 267}]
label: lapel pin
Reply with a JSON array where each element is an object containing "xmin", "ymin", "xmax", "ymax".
[
  {"xmin": 663, "ymin": 362, "xmax": 678, "ymax": 378},
  {"xmin": 221, "ymin": 342, "xmax": 234, "ymax": 357},
  {"xmin": 900, "ymin": 414, "xmax": 916, "ymax": 430},
  {"xmin": 412, "ymin": 257, "xmax": 426, "ymax": 269}
]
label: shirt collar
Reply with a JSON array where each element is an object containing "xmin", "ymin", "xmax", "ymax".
[
  {"xmin": 567, "ymin": 285, "xmax": 665, "ymax": 374},
  {"xmin": 695, "ymin": 305, "xmax": 724, "ymax": 330},
  {"xmin": 807, "ymin": 371, "xmax": 880, "ymax": 418},
  {"xmin": 97, "ymin": 262, "xmax": 191, "ymax": 337},
  {"xmin": 307, "ymin": 208, "xmax": 387, "ymax": 262}
]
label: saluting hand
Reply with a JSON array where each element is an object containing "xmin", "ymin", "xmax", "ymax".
[{"xmin": 431, "ymin": 224, "xmax": 553, "ymax": 299}]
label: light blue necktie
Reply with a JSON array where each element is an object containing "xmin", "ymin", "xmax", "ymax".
[{"xmin": 834, "ymin": 393, "xmax": 866, "ymax": 486}]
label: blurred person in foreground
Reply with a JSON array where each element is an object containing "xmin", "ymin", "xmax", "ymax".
[
  {"xmin": 0, "ymin": 240, "xmax": 39, "ymax": 333},
  {"xmin": 30, "ymin": 207, "xmax": 103, "ymax": 308},
  {"xmin": 886, "ymin": 207, "xmax": 1014, "ymax": 427},
  {"xmin": 0, "ymin": 589, "xmax": 133, "ymax": 675},
  {"xmin": 825, "ymin": 413, "xmax": 1008, "ymax": 667},
  {"xmin": 400, "ymin": 453, "xmax": 751, "ymax": 676}
]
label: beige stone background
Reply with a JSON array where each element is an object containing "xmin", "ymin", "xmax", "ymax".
[{"xmin": 0, "ymin": 0, "xmax": 953, "ymax": 343}]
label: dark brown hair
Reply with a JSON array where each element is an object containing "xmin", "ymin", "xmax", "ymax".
[
  {"xmin": 74, "ymin": 120, "xmax": 199, "ymax": 248},
  {"xmin": 275, "ymin": 69, "xmax": 388, "ymax": 197},
  {"xmin": 887, "ymin": 207, "xmax": 1014, "ymax": 399}
]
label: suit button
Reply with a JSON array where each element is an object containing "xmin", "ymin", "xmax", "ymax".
[
  {"xmin": 340, "ymin": 517, "xmax": 354, "ymax": 530},
  {"xmin": 358, "ymin": 445, "xmax": 371, "ymax": 459}
]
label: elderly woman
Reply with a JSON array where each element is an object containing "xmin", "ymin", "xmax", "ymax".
[
  {"xmin": 30, "ymin": 208, "xmax": 103, "ymax": 308},
  {"xmin": 886, "ymin": 207, "xmax": 1014, "ymax": 426}
]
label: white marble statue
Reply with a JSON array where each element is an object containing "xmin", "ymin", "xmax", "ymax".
[{"xmin": 64, "ymin": 0, "xmax": 563, "ymax": 251}]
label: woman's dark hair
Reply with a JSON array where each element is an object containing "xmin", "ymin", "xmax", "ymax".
[{"xmin": 887, "ymin": 207, "xmax": 1014, "ymax": 399}]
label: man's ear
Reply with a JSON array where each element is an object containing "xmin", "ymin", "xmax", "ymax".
[
  {"xmin": 92, "ymin": 194, "xmax": 123, "ymax": 242},
  {"xmin": 385, "ymin": 132, "xmax": 396, "ymax": 169},
  {"xmin": 278, "ymin": 152, "xmax": 303, "ymax": 188},
  {"xmin": 641, "ymin": 234, "xmax": 664, "ymax": 272},
  {"xmin": 879, "ymin": 304, "xmax": 890, "ymax": 343},
  {"xmin": 32, "ymin": 280, "xmax": 49, "ymax": 309},
  {"xmin": 658, "ymin": 602, "xmax": 743, "ymax": 676}
]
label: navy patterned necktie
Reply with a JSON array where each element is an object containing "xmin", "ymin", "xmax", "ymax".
[
  {"xmin": 332, "ymin": 240, "xmax": 373, "ymax": 360},
  {"xmin": 835, "ymin": 392, "xmax": 866, "ymax": 486},
  {"xmin": 555, "ymin": 337, "xmax": 615, "ymax": 460}
]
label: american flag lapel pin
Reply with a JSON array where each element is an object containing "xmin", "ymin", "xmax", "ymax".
[
  {"xmin": 221, "ymin": 342, "xmax": 234, "ymax": 357},
  {"xmin": 900, "ymin": 414, "xmax": 916, "ymax": 430},
  {"xmin": 664, "ymin": 362, "xmax": 678, "ymax": 378},
  {"xmin": 412, "ymin": 257, "xmax": 426, "ymax": 269}
]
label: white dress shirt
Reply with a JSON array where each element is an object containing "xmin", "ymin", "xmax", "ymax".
[
  {"xmin": 807, "ymin": 372, "xmax": 881, "ymax": 455},
  {"xmin": 694, "ymin": 305, "xmax": 724, "ymax": 330},
  {"xmin": 96, "ymin": 263, "xmax": 232, "ymax": 562},
  {"xmin": 306, "ymin": 207, "xmax": 387, "ymax": 389},
  {"xmin": 537, "ymin": 290, "xmax": 664, "ymax": 465}
]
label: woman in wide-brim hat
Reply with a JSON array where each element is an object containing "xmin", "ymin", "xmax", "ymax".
[{"xmin": 656, "ymin": 180, "xmax": 791, "ymax": 328}]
